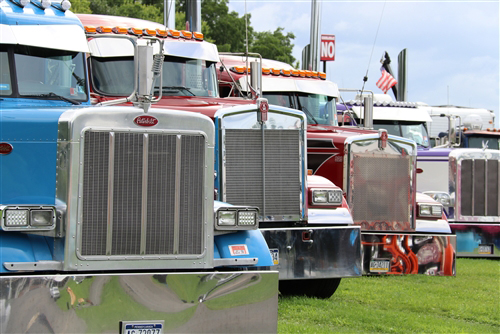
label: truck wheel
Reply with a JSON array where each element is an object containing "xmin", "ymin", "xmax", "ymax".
[{"xmin": 279, "ymin": 278, "xmax": 341, "ymax": 299}]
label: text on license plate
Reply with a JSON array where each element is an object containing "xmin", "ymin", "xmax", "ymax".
[
  {"xmin": 478, "ymin": 244, "xmax": 494, "ymax": 255},
  {"xmin": 270, "ymin": 248, "xmax": 279, "ymax": 265},
  {"xmin": 369, "ymin": 259, "xmax": 390, "ymax": 272},
  {"xmin": 121, "ymin": 321, "xmax": 163, "ymax": 334}
]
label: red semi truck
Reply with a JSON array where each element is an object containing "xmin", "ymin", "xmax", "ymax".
[{"xmin": 219, "ymin": 55, "xmax": 456, "ymax": 276}]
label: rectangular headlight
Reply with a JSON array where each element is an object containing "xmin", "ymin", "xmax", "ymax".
[
  {"xmin": 238, "ymin": 210, "xmax": 257, "ymax": 226},
  {"xmin": 5, "ymin": 209, "xmax": 29, "ymax": 227},
  {"xmin": 30, "ymin": 210, "xmax": 55, "ymax": 226},
  {"xmin": 218, "ymin": 210, "xmax": 236, "ymax": 226},
  {"xmin": 312, "ymin": 190, "xmax": 328, "ymax": 203},
  {"xmin": 328, "ymin": 189, "xmax": 343, "ymax": 205},
  {"xmin": 419, "ymin": 204, "xmax": 442, "ymax": 218}
]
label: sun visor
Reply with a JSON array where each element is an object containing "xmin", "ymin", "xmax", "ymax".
[
  {"xmin": 163, "ymin": 40, "xmax": 219, "ymax": 62},
  {"xmin": 352, "ymin": 105, "xmax": 433, "ymax": 122},
  {"xmin": 87, "ymin": 37, "xmax": 136, "ymax": 57},
  {"xmin": 239, "ymin": 76, "xmax": 339, "ymax": 98},
  {"xmin": 1, "ymin": 24, "xmax": 89, "ymax": 53}
]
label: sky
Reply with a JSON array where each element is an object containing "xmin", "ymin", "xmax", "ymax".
[{"xmin": 228, "ymin": 0, "xmax": 500, "ymax": 127}]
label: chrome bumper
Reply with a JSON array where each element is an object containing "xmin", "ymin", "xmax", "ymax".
[
  {"xmin": 0, "ymin": 271, "xmax": 278, "ymax": 333},
  {"xmin": 261, "ymin": 226, "xmax": 362, "ymax": 280}
]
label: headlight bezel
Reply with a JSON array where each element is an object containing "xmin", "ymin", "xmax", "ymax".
[
  {"xmin": 310, "ymin": 188, "xmax": 343, "ymax": 206},
  {"xmin": 215, "ymin": 207, "xmax": 259, "ymax": 230},
  {"xmin": 1, "ymin": 206, "xmax": 56, "ymax": 231},
  {"xmin": 417, "ymin": 203, "xmax": 443, "ymax": 218}
]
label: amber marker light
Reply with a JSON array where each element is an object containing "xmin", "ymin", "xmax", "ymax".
[
  {"xmin": 84, "ymin": 26, "xmax": 97, "ymax": 34},
  {"xmin": 112, "ymin": 26, "xmax": 128, "ymax": 34},
  {"xmin": 96, "ymin": 26, "xmax": 112, "ymax": 34}
]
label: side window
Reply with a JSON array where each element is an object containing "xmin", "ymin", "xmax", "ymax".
[
  {"xmin": 263, "ymin": 93, "xmax": 293, "ymax": 108},
  {"xmin": 0, "ymin": 51, "xmax": 12, "ymax": 96},
  {"xmin": 373, "ymin": 122, "xmax": 400, "ymax": 136}
]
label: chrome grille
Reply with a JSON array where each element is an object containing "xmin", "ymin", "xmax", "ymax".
[
  {"xmin": 460, "ymin": 159, "xmax": 499, "ymax": 217},
  {"xmin": 80, "ymin": 131, "xmax": 204, "ymax": 257},
  {"xmin": 351, "ymin": 154, "xmax": 411, "ymax": 223},
  {"xmin": 224, "ymin": 129, "xmax": 301, "ymax": 218}
]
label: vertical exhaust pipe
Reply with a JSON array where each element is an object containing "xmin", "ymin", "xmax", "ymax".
[{"xmin": 364, "ymin": 96, "xmax": 373, "ymax": 129}]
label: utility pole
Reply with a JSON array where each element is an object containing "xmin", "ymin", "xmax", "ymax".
[
  {"xmin": 164, "ymin": 0, "xmax": 176, "ymax": 28},
  {"xmin": 309, "ymin": 0, "xmax": 321, "ymax": 71}
]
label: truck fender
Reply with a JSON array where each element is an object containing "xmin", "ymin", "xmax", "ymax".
[
  {"xmin": 0, "ymin": 232, "xmax": 53, "ymax": 273},
  {"xmin": 214, "ymin": 230, "xmax": 274, "ymax": 267}
]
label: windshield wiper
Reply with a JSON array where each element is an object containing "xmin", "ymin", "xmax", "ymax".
[
  {"xmin": 23, "ymin": 92, "xmax": 80, "ymax": 105},
  {"xmin": 155, "ymin": 86, "xmax": 195, "ymax": 96},
  {"xmin": 300, "ymin": 105, "xmax": 318, "ymax": 124}
]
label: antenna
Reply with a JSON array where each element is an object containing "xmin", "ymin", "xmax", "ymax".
[{"xmin": 360, "ymin": 1, "xmax": 386, "ymax": 95}]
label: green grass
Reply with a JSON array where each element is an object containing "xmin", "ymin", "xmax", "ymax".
[{"xmin": 278, "ymin": 258, "xmax": 500, "ymax": 333}]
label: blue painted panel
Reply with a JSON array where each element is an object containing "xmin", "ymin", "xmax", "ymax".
[
  {"xmin": 215, "ymin": 230, "xmax": 273, "ymax": 267},
  {"xmin": 0, "ymin": 107, "xmax": 64, "ymax": 204},
  {"xmin": 0, "ymin": 232, "xmax": 54, "ymax": 273}
]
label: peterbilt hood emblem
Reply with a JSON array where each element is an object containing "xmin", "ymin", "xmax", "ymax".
[
  {"xmin": 134, "ymin": 115, "xmax": 158, "ymax": 127},
  {"xmin": 0, "ymin": 142, "xmax": 13, "ymax": 155}
]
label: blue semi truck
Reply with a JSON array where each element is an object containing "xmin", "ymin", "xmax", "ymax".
[{"xmin": 0, "ymin": 1, "xmax": 278, "ymax": 333}]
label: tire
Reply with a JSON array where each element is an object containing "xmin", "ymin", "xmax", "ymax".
[{"xmin": 279, "ymin": 278, "xmax": 341, "ymax": 299}]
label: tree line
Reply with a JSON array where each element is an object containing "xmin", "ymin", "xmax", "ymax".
[{"xmin": 70, "ymin": 0, "xmax": 297, "ymax": 66}]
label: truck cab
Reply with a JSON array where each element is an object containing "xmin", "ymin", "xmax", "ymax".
[
  {"xmin": 0, "ymin": 2, "xmax": 278, "ymax": 332},
  {"xmin": 341, "ymin": 94, "xmax": 499, "ymax": 258}
]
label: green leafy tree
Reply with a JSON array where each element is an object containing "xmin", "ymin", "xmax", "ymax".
[
  {"xmin": 70, "ymin": 0, "xmax": 92, "ymax": 14},
  {"xmin": 176, "ymin": 0, "xmax": 252, "ymax": 52},
  {"xmin": 250, "ymin": 28, "xmax": 295, "ymax": 66},
  {"xmin": 115, "ymin": 3, "xmax": 163, "ymax": 22}
]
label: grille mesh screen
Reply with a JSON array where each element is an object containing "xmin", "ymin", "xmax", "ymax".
[
  {"xmin": 81, "ymin": 131, "xmax": 204, "ymax": 257},
  {"xmin": 351, "ymin": 154, "xmax": 411, "ymax": 223},
  {"xmin": 460, "ymin": 159, "xmax": 499, "ymax": 217},
  {"xmin": 224, "ymin": 129, "xmax": 301, "ymax": 217}
]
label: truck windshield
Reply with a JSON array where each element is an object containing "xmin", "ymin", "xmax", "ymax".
[
  {"xmin": 373, "ymin": 121, "xmax": 430, "ymax": 147},
  {"xmin": 91, "ymin": 55, "xmax": 218, "ymax": 97},
  {"xmin": 467, "ymin": 135, "xmax": 500, "ymax": 150},
  {"xmin": 263, "ymin": 92, "xmax": 337, "ymax": 126},
  {"xmin": 1, "ymin": 45, "xmax": 87, "ymax": 101}
]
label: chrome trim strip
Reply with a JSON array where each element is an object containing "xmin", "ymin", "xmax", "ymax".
[
  {"xmin": 106, "ymin": 132, "xmax": 115, "ymax": 256},
  {"xmin": 173, "ymin": 134, "xmax": 182, "ymax": 254},
  {"xmin": 471, "ymin": 158, "xmax": 475, "ymax": 216},
  {"xmin": 4, "ymin": 261, "xmax": 63, "ymax": 271},
  {"xmin": 140, "ymin": 133, "xmax": 149, "ymax": 255},
  {"xmin": 484, "ymin": 158, "xmax": 488, "ymax": 216},
  {"xmin": 214, "ymin": 258, "xmax": 259, "ymax": 266}
]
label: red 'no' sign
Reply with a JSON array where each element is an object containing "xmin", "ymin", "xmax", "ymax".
[{"xmin": 320, "ymin": 34, "xmax": 335, "ymax": 61}]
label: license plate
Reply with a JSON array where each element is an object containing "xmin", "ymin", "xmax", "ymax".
[
  {"xmin": 369, "ymin": 259, "xmax": 390, "ymax": 273},
  {"xmin": 270, "ymin": 248, "xmax": 279, "ymax": 265},
  {"xmin": 478, "ymin": 244, "xmax": 494, "ymax": 255},
  {"xmin": 121, "ymin": 321, "xmax": 164, "ymax": 334}
]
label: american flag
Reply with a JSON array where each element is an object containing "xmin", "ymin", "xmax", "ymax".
[{"xmin": 376, "ymin": 67, "xmax": 397, "ymax": 94}]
